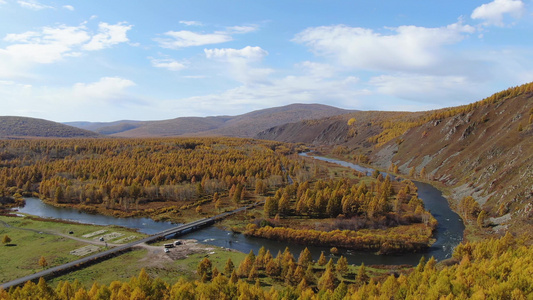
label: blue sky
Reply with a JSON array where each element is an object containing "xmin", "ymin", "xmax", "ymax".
[{"xmin": 0, "ymin": 0, "xmax": 532, "ymax": 122}]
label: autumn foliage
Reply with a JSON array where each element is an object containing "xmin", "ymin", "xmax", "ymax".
[
  {"xmin": 0, "ymin": 138, "xmax": 300, "ymax": 216},
  {"xmin": 3, "ymin": 234, "xmax": 532, "ymax": 299},
  {"xmin": 248, "ymin": 174, "xmax": 436, "ymax": 253}
]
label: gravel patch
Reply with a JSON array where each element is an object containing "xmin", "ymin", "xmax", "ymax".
[
  {"xmin": 82, "ymin": 230, "xmax": 107, "ymax": 238},
  {"xmin": 70, "ymin": 245, "xmax": 101, "ymax": 256}
]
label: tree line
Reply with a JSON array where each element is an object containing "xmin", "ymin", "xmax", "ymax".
[
  {"xmin": 246, "ymin": 172, "xmax": 437, "ymax": 253},
  {"xmin": 0, "ymin": 138, "xmax": 305, "ymax": 216},
  {"xmin": 2, "ymin": 233, "xmax": 530, "ymax": 299}
]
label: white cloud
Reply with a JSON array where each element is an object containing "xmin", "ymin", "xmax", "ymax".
[
  {"xmin": 471, "ymin": 0, "xmax": 525, "ymax": 26},
  {"xmin": 155, "ymin": 25, "xmax": 257, "ymax": 49},
  {"xmin": 0, "ymin": 21, "xmax": 132, "ymax": 69},
  {"xmin": 17, "ymin": 0, "xmax": 53, "ymax": 10},
  {"xmin": 297, "ymin": 61, "xmax": 335, "ymax": 79},
  {"xmin": 72, "ymin": 77, "xmax": 135, "ymax": 102},
  {"xmin": 4, "ymin": 31, "xmax": 41, "ymax": 43},
  {"xmin": 155, "ymin": 30, "xmax": 231, "ymax": 49},
  {"xmin": 0, "ymin": 0, "xmax": 7, "ymax": 5},
  {"xmin": 293, "ymin": 22, "xmax": 475, "ymax": 73},
  {"xmin": 204, "ymin": 46, "xmax": 267, "ymax": 62},
  {"xmin": 225, "ymin": 25, "xmax": 258, "ymax": 34},
  {"xmin": 0, "ymin": 77, "xmax": 145, "ymax": 121},
  {"xmin": 369, "ymin": 74, "xmax": 481, "ymax": 104},
  {"xmin": 179, "ymin": 20, "xmax": 203, "ymax": 26},
  {"xmin": 166, "ymin": 73, "xmax": 366, "ymax": 116},
  {"xmin": 150, "ymin": 57, "xmax": 187, "ymax": 71},
  {"xmin": 83, "ymin": 22, "xmax": 132, "ymax": 51},
  {"xmin": 1, "ymin": 25, "xmax": 90, "ymax": 64},
  {"xmin": 204, "ymin": 46, "xmax": 271, "ymax": 83},
  {"xmin": 63, "ymin": 5, "xmax": 74, "ymax": 11}
]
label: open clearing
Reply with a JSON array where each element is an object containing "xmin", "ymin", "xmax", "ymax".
[
  {"xmin": 0, "ymin": 215, "xmax": 146, "ymax": 283},
  {"xmin": 1, "ymin": 214, "xmax": 246, "ymax": 287},
  {"xmin": 50, "ymin": 239, "xmax": 246, "ymax": 287}
]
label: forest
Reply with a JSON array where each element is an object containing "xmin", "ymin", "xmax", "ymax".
[
  {"xmin": 245, "ymin": 173, "xmax": 437, "ymax": 253},
  {"xmin": 1, "ymin": 136, "xmax": 530, "ymax": 299},
  {"xmin": 0, "ymin": 137, "xmax": 436, "ymax": 254},
  {"xmin": 2, "ymin": 233, "xmax": 531, "ymax": 299},
  {"xmin": 0, "ymin": 138, "xmax": 305, "ymax": 218}
]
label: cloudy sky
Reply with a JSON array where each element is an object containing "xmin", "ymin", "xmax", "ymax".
[{"xmin": 0, "ymin": 0, "xmax": 532, "ymax": 122}]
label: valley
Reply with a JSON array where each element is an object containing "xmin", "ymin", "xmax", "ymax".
[{"xmin": 0, "ymin": 83, "xmax": 532, "ymax": 299}]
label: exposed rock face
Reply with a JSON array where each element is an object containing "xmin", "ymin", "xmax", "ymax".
[
  {"xmin": 257, "ymin": 88, "xmax": 533, "ymax": 238},
  {"xmin": 372, "ymin": 93, "xmax": 533, "ymax": 236}
]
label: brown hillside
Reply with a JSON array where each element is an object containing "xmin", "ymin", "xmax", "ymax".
[
  {"xmin": 256, "ymin": 110, "xmax": 424, "ymax": 148},
  {"xmin": 256, "ymin": 83, "xmax": 533, "ymax": 239},
  {"xmin": 0, "ymin": 116, "xmax": 99, "ymax": 138},
  {"xmin": 79, "ymin": 103, "xmax": 352, "ymax": 138},
  {"xmin": 110, "ymin": 116, "xmax": 230, "ymax": 137},
  {"xmin": 196, "ymin": 103, "xmax": 352, "ymax": 137},
  {"xmin": 372, "ymin": 91, "xmax": 533, "ymax": 237}
]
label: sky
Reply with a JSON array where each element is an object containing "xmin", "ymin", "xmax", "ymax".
[{"xmin": 0, "ymin": 0, "xmax": 532, "ymax": 122}]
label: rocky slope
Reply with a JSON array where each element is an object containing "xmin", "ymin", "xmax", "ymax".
[
  {"xmin": 257, "ymin": 83, "xmax": 533, "ymax": 238},
  {"xmin": 372, "ymin": 91, "xmax": 533, "ymax": 236}
]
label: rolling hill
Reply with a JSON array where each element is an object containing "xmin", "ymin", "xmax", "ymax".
[
  {"xmin": 67, "ymin": 103, "xmax": 353, "ymax": 138},
  {"xmin": 0, "ymin": 116, "xmax": 99, "ymax": 138}
]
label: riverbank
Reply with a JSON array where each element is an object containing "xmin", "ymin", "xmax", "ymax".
[
  {"xmin": 298, "ymin": 152, "xmax": 464, "ymax": 261},
  {"xmin": 0, "ymin": 214, "xmax": 144, "ymax": 283},
  {"xmin": 0, "ymin": 213, "xmax": 247, "ymax": 288},
  {"xmin": 315, "ymin": 150, "xmax": 495, "ymax": 243}
]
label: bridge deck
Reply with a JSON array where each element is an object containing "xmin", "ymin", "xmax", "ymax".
[{"xmin": 0, "ymin": 202, "xmax": 260, "ymax": 290}]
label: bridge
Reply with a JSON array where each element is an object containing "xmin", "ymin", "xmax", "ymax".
[{"xmin": 0, "ymin": 202, "xmax": 260, "ymax": 290}]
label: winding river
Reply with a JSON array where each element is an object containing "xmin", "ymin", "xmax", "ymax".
[{"xmin": 15, "ymin": 155, "xmax": 464, "ymax": 265}]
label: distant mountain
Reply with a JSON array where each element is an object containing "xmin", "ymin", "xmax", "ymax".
[
  {"xmin": 67, "ymin": 103, "xmax": 353, "ymax": 138},
  {"xmin": 108, "ymin": 116, "xmax": 232, "ymax": 137},
  {"xmin": 257, "ymin": 83, "xmax": 533, "ymax": 238},
  {"xmin": 64, "ymin": 120, "xmax": 143, "ymax": 135},
  {"xmin": 195, "ymin": 103, "xmax": 353, "ymax": 138},
  {"xmin": 0, "ymin": 116, "xmax": 99, "ymax": 138}
]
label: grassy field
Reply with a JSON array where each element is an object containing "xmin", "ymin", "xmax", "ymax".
[
  {"xmin": 1, "ymin": 213, "xmax": 407, "ymax": 291},
  {"xmin": 49, "ymin": 246, "xmax": 247, "ymax": 288},
  {"xmin": 0, "ymin": 215, "xmax": 145, "ymax": 283}
]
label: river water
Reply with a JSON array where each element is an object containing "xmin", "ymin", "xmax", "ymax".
[{"xmin": 16, "ymin": 155, "xmax": 463, "ymax": 265}]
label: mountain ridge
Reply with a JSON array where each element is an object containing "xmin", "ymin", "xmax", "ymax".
[{"xmin": 66, "ymin": 103, "xmax": 354, "ymax": 138}]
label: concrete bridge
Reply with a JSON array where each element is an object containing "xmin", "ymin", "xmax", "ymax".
[{"xmin": 1, "ymin": 202, "xmax": 259, "ymax": 290}]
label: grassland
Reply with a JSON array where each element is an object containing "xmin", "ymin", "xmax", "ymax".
[{"xmin": 0, "ymin": 215, "xmax": 145, "ymax": 283}]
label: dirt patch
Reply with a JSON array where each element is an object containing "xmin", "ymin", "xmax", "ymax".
[
  {"xmin": 135, "ymin": 239, "xmax": 237, "ymax": 268},
  {"xmin": 70, "ymin": 245, "xmax": 101, "ymax": 256}
]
